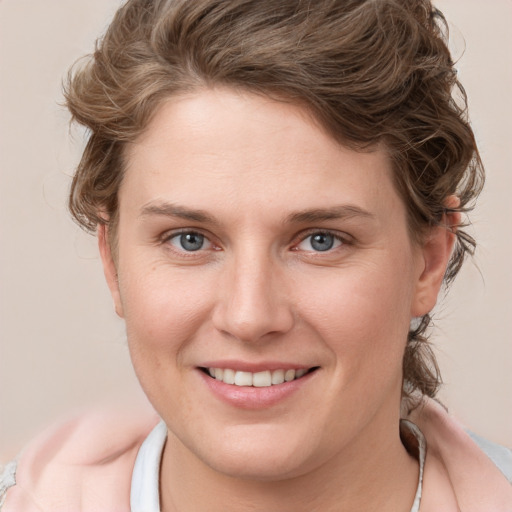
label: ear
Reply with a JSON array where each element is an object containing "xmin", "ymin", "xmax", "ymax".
[
  {"xmin": 411, "ymin": 196, "xmax": 460, "ymax": 317},
  {"xmin": 98, "ymin": 224, "xmax": 124, "ymax": 318}
]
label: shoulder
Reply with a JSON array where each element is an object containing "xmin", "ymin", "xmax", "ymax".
[
  {"xmin": 1, "ymin": 406, "xmax": 159, "ymax": 512},
  {"xmin": 412, "ymin": 397, "xmax": 512, "ymax": 484},
  {"xmin": 468, "ymin": 431, "xmax": 512, "ymax": 483},
  {"xmin": 406, "ymin": 396, "xmax": 512, "ymax": 509}
]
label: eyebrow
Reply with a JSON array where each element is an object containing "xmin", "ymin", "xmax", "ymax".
[
  {"xmin": 139, "ymin": 202, "xmax": 215, "ymax": 223},
  {"xmin": 139, "ymin": 201, "xmax": 375, "ymax": 225},
  {"xmin": 285, "ymin": 205, "xmax": 375, "ymax": 224}
]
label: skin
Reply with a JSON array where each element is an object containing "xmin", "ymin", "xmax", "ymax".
[{"xmin": 99, "ymin": 88, "xmax": 457, "ymax": 511}]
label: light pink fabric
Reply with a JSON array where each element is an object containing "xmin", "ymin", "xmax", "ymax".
[
  {"xmin": 409, "ymin": 398, "xmax": 512, "ymax": 511},
  {"xmin": 3, "ymin": 397, "xmax": 511, "ymax": 511},
  {"xmin": 3, "ymin": 408, "xmax": 159, "ymax": 512}
]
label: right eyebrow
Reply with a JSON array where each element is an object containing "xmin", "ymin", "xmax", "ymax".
[{"xmin": 138, "ymin": 201, "xmax": 216, "ymax": 223}]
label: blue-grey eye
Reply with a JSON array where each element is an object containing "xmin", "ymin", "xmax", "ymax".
[
  {"xmin": 171, "ymin": 232, "xmax": 206, "ymax": 251},
  {"xmin": 310, "ymin": 233, "xmax": 334, "ymax": 251},
  {"xmin": 296, "ymin": 232, "xmax": 342, "ymax": 252}
]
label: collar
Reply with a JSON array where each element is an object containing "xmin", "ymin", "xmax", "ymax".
[{"xmin": 130, "ymin": 420, "xmax": 167, "ymax": 512}]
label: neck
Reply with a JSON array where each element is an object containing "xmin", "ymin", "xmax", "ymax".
[{"xmin": 160, "ymin": 411, "xmax": 419, "ymax": 512}]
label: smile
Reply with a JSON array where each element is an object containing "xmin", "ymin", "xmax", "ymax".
[{"xmin": 203, "ymin": 367, "xmax": 317, "ymax": 387}]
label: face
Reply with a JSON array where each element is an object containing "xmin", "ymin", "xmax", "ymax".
[{"xmin": 100, "ymin": 88, "xmax": 450, "ymax": 480}]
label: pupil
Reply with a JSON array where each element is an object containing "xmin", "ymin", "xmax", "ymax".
[
  {"xmin": 181, "ymin": 233, "xmax": 204, "ymax": 251},
  {"xmin": 311, "ymin": 233, "xmax": 334, "ymax": 251}
]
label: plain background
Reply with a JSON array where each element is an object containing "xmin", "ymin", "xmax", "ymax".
[{"xmin": 0, "ymin": 0, "xmax": 511, "ymax": 462}]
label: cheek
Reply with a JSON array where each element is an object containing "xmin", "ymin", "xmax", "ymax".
[
  {"xmin": 116, "ymin": 263, "xmax": 219, "ymax": 413},
  {"xmin": 118, "ymin": 263, "xmax": 215, "ymax": 357},
  {"xmin": 296, "ymin": 261, "xmax": 415, "ymax": 367}
]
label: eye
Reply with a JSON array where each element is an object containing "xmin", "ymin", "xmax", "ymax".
[
  {"xmin": 168, "ymin": 231, "xmax": 212, "ymax": 252},
  {"xmin": 295, "ymin": 231, "xmax": 343, "ymax": 252}
]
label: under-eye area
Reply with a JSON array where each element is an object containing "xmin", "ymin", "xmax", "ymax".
[{"xmin": 200, "ymin": 367, "xmax": 320, "ymax": 387}]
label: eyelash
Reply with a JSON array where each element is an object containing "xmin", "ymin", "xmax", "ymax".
[{"xmin": 161, "ymin": 229, "xmax": 350, "ymax": 256}]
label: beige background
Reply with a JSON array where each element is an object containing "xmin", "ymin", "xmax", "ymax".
[{"xmin": 0, "ymin": 0, "xmax": 511, "ymax": 462}]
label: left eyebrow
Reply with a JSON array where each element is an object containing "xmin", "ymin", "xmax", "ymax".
[{"xmin": 285, "ymin": 205, "xmax": 375, "ymax": 224}]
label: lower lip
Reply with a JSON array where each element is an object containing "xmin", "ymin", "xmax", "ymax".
[{"xmin": 198, "ymin": 369, "xmax": 317, "ymax": 409}]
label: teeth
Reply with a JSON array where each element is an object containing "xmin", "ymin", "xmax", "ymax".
[
  {"xmin": 207, "ymin": 367, "xmax": 310, "ymax": 387},
  {"xmin": 234, "ymin": 371, "xmax": 253, "ymax": 386},
  {"xmin": 271, "ymin": 369, "xmax": 285, "ymax": 385},
  {"xmin": 223, "ymin": 368, "xmax": 235, "ymax": 385},
  {"xmin": 253, "ymin": 371, "xmax": 271, "ymax": 387},
  {"xmin": 284, "ymin": 369, "xmax": 296, "ymax": 382}
]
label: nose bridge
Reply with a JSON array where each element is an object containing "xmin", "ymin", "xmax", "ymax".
[{"xmin": 213, "ymin": 243, "xmax": 293, "ymax": 342}]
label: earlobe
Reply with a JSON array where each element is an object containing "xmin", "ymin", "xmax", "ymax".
[
  {"xmin": 97, "ymin": 224, "xmax": 124, "ymax": 318},
  {"xmin": 411, "ymin": 197, "xmax": 461, "ymax": 317}
]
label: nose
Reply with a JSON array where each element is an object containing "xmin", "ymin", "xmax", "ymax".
[{"xmin": 212, "ymin": 250, "xmax": 294, "ymax": 343}]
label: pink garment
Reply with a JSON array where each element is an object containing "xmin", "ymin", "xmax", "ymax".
[
  {"xmin": 408, "ymin": 398, "xmax": 512, "ymax": 511},
  {"xmin": 3, "ymin": 397, "xmax": 511, "ymax": 511},
  {"xmin": 3, "ymin": 408, "xmax": 159, "ymax": 512}
]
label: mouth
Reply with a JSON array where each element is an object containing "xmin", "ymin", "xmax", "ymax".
[{"xmin": 200, "ymin": 366, "xmax": 320, "ymax": 387}]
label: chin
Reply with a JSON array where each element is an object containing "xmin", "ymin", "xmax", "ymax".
[
  {"xmin": 187, "ymin": 424, "xmax": 322, "ymax": 481},
  {"xmin": 203, "ymin": 450, "xmax": 313, "ymax": 482}
]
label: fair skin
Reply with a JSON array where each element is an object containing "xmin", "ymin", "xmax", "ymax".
[{"xmin": 99, "ymin": 88, "xmax": 456, "ymax": 512}]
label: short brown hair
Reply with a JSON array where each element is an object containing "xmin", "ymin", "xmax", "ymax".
[{"xmin": 65, "ymin": 0, "xmax": 484, "ymax": 406}]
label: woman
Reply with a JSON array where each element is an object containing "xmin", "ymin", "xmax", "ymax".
[{"xmin": 1, "ymin": 0, "xmax": 511, "ymax": 510}]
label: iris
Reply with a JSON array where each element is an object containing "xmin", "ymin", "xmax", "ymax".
[
  {"xmin": 178, "ymin": 232, "xmax": 204, "ymax": 251},
  {"xmin": 310, "ymin": 233, "xmax": 335, "ymax": 251}
]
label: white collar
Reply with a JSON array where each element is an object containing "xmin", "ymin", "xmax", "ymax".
[
  {"xmin": 402, "ymin": 419, "xmax": 426, "ymax": 512},
  {"xmin": 131, "ymin": 420, "xmax": 167, "ymax": 512}
]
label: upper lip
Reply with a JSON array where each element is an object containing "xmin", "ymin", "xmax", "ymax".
[{"xmin": 199, "ymin": 360, "xmax": 317, "ymax": 372}]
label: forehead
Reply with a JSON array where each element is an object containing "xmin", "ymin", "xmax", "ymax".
[{"xmin": 121, "ymin": 88, "xmax": 401, "ymax": 225}]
